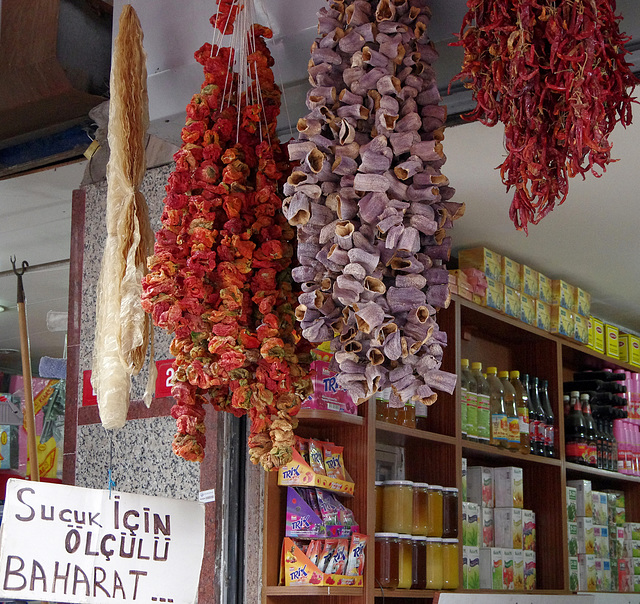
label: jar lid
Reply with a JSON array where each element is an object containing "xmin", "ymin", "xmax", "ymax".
[
  {"xmin": 383, "ymin": 480, "xmax": 414, "ymax": 486},
  {"xmin": 411, "ymin": 536, "xmax": 428, "ymax": 541},
  {"xmin": 375, "ymin": 532, "xmax": 400, "ymax": 538},
  {"xmin": 413, "ymin": 482, "xmax": 429, "ymax": 488},
  {"xmin": 442, "ymin": 538, "xmax": 459, "ymax": 544},
  {"xmin": 426, "ymin": 537, "xmax": 443, "ymax": 542},
  {"xmin": 375, "ymin": 481, "xmax": 383, "ymax": 486},
  {"xmin": 443, "ymin": 487, "xmax": 459, "ymax": 493},
  {"xmin": 397, "ymin": 534, "xmax": 413, "ymax": 540},
  {"xmin": 427, "ymin": 485, "xmax": 443, "ymax": 491}
]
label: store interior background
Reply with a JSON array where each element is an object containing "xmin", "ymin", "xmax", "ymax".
[{"xmin": 1, "ymin": 0, "xmax": 640, "ymax": 387}]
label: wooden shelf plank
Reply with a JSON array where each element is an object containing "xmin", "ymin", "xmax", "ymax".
[
  {"xmin": 264, "ymin": 585, "xmax": 364, "ymax": 596},
  {"xmin": 565, "ymin": 461, "xmax": 640, "ymax": 484},
  {"xmin": 374, "ymin": 588, "xmax": 436, "ymax": 598},
  {"xmin": 297, "ymin": 408, "xmax": 364, "ymax": 427},
  {"xmin": 462, "ymin": 440, "xmax": 562, "ymax": 467},
  {"xmin": 376, "ymin": 421, "xmax": 458, "ymax": 446}
]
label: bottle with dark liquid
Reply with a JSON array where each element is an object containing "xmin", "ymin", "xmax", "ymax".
[
  {"xmin": 539, "ymin": 379, "xmax": 555, "ymax": 457},
  {"xmin": 527, "ymin": 375, "xmax": 546, "ymax": 456},
  {"xmin": 565, "ymin": 391, "xmax": 587, "ymax": 464},
  {"xmin": 581, "ymin": 393, "xmax": 598, "ymax": 468}
]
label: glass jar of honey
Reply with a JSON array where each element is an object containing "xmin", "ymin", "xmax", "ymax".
[
  {"xmin": 412, "ymin": 482, "xmax": 429, "ymax": 536},
  {"xmin": 442, "ymin": 487, "xmax": 459, "ymax": 538},
  {"xmin": 397, "ymin": 534, "xmax": 413, "ymax": 589},
  {"xmin": 382, "ymin": 480, "xmax": 414, "ymax": 534},
  {"xmin": 411, "ymin": 536, "xmax": 427, "ymax": 590},
  {"xmin": 426, "ymin": 485, "xmax": 443, "ymax": 537},
  {"xmin": 375, "ymin": 481, "xmax": 383, "ymax": 532},
  {"xmin": 375, "ymin": 533, "xmax": 400, "ymax": 589},
  {"xmin": 426, "ymin": 537, "xmax": 443, "ymax": 590},
  {"xmin": 442, "ymin": 538, "xmax": 460, "ymax": 589}
]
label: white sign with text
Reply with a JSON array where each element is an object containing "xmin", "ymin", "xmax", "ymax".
[{"xmin": 0, "ymin": 478, "xmax": 205, "ymax": 603}]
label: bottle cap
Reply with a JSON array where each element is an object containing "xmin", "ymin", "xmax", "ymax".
[
  {"xmin": 461, "ymin": 358, "xmax": 469, "ymax": 367},
  {"xmin": 510, "ymin": 370, "xmax": 520, "ymax": 379},
  {"xmin": 571, "ymin": 391, "xmax": 580, "ymax": 397},
  {"xmin": 498, "ymin": 371, "xmax": 509, "ymax": 379},
  {"xmin": 471, "ymin": 362, "xmax": 482, "ymax": 370},
  {"xmin": 487, "ymin": 366, "xmax": 497, "ymax": 374},
  {"xmin": 580, "ymin": 393, "xmax": 589, "ymax": 400}
]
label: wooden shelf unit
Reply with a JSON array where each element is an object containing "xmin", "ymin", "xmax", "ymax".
[{"xmin": 262, "ymin": 295, "xmax": 640, "ymax": 602}]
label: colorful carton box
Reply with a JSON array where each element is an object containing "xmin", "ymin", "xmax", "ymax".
[
  {"xmin": 304, "ymin": 346, "xmax": 357, "ymax": 414},
  {"xmin": 278, "ymin": 448, "xmax": 355, "ymax": 495},
  {"xmin": 595, "ymin": 558, "xmax": 603, "ymax": 591},
  {"xmin": 484, "ymin": 277, "xmax": 504, "ymax": 312},
  {"xmin": 550, "ymin": 305, "xmax": 574, "ymax": 338},
  {"xmin": 625, "ymin": 522, "xmax": 640, "ymax": 541},
  {"xmin": 567, "ymin": 486, "xmax": 578, "ymax": 522},
  {"xmin": 514, "ymin": 549, "xmax": 524, "ymax": 590},
  {"xmin": 503, "ymin": 285, "xmax": 520, "ymax": 319},
  {"xmin": 494, "ymin": 507, "xmax": 523, "ymax": 550},
  {"xmin": 494, "ymin": 466, "xmax": 524, "ymax": 508},
  {"xmin": 523, "ymin": 509, "xmax": 536, "ymax": 551},
  {"xmin": 524, "ymin": 550, "xmax": 536, "ymax": 590},
  {"xmin": 575, "ymin": 287, "xmax": 591, "ymax": 317},
  {"xmin": 480, "ymin": 506, "xmax": 494, "ymax": 548},
  {"xmin": 459, "ymin": 247, "xmax": 502, "ymax": 282},
  {"xmin": 520, "ymin": 265, "xmax": 539, "ymax": 298},
  {"xmin": 619, "ymin": 558, "xmax": 632, "ymax": 592},
  {"xmin": 479, "ymin": 547, "xmax": 503, "ymax": 590},
  {"xmin": 606, "ymin": 324, "xmax": 619, "ymax": 359},
  {"xmin": 569, "ymin": 556, "xmax": 579, "ymax": 591},
  {"xmin": 603, "ymin": 558, "xmax": 612, "ymax": 591},
  {"xmin": 579, "ymin": 553, "xmax": 597, "ymax": 591},
  {"xmin": 0, "ymin": 424, "xmax": 18, "ymax": 470},
  {"xmin": 552, "ymin": 279, "xmax": 576, "ymax": 311},
  {"xmin": 589, "ymin": 317, "xmax": 605, "ymax": 353},
  {"xmin": 568, "ymin": 521, "xmax": 579, "ymax": 557},
  {"xmin": 536, "ymin": 300, "xmax": 551, "ymax": 332},
  {"xmin": 592, "ymin": 491, "xmax": 608, "ymax": 526},
  {"xmin": 574, "ymin": 313, "xmax": 589, "ymax": 344},
  {"xmin": 468, "ymin": 466, "xmax": 494, "ymax": 508},
  {"xmin": 463, "ymin": 502, "xmax": 480, "ymax": 547},
  {"xmin": 502, "ymin": 548, "xmax": 515, "ymax": 590},
  {"xmin": 577, "ymin": 517, "xmax": 595, "ymax": 554},
  {"xmin": 463, "ymin": 546, "xmax": 480, "ymax": 589},
  {"xmin": 538, "ymin": 273, "xmax": 552, "ymax": 304},
  {"xmin": 520, "ymin": 293, "xmax": 536, "ymax": 326},
  {"xmin": 625, "ymin": 539, "xmax": 640, "ymax": 558},
  {"xmin": 619, "ymin": 334, "xmax": 640, "ymax": 367},
  {"xmin": 567, "ymin": 480, "xmax": 593, "ymax": 517},
  {"xmin": 502, "ymin": 257, "xmax": 521, "ymax": 291},
  {"xmin": 634, "ymin": 574, "xmax": 640, "ymax": 593}
]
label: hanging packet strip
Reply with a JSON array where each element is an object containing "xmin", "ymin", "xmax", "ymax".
[
  {"xmin": 325, "ymin": 539, "xmax": 350, "ymax": 575},
  {"xmin": 317, "ymin": 539, "xmax": 338, "ymax": 573},
  {"xmin": 345, "ymin": 533, "xmax": 368, "ymax": 576},
  {"xmin": 323, "ymin": 443, "xmax": 346, "ymax": 480},
  {"xmin": 306, "ymin": 539, "xmax": 323, "ymax": 566},
  {"xmin": 295, "ymin": 436, "xmax": 310, "ymax": 465},
  {"xmin": 308, "ymin": 439, "xmax": 327, "ymax": 475}
]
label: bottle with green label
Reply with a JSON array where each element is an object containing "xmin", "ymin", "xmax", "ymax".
[
  {"xmin": 499, "ymin": 370, "xmax": 521, "ymax": 450},
  {"xmin": 471, "ymin": 362, "xmax": 490, "ymax": 443},
  {"xmin": 461, "ymin": 359, "xmax": 477, "ymax": 440},
  {"xmin": 486, "ymin": 367, "xmax": 508, "ymax": 447}
]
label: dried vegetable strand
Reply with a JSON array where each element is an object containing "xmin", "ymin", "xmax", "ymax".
[
  {"xmin": 452, "ymin": 0, "xmax": 638, "ymax": 232},
  {"xmin": 286, "ymin": 0, "xmax": 460, "ymax": 411},
  {"xmin": 92, "ymin": 4, "xmax": 155, "ymax": 430},
  {"xmin": 142, "ymin": 0, "xmax": 311, "ymax": 469}
]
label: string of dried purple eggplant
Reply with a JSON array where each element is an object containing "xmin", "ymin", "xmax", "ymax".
[{"xmin": 284, "ymin": 0, "xmax": 461, "ymax": 410}]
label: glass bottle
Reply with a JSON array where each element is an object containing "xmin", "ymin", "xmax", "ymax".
[
  {"xmin": 595, "ymin": 418, "xmax": 605, "ymax": 470},
  {"xmin": 375, "ymin": 533, "xmax": 400, "ymax": 589},
  {"xmin": 415, "ymin": 399, "xmax": 429, "ymax": 431},
  {"xmin": 581, "ymin": 393, "xmax": 598, "ymax": 468},
  {"xmin": 527, "ymin": 376, "xmax": 546, "ymax": 456},
  {"xmin": 425, "ymin": 538, "xmax": 443, "ymax": 590},
  {"xmin": 510, "ymin": 370, "xmax": 530, "ymax": 454},
  {"xmin": 411, "ymin": 536, "xmax": 427, "ymax": 589},
  {"xmin": 538, "ymin": 379, "xmax": 555, "ymax": 457},
  {"xmin": 610, "ymin": 420, "xmax": 618, "ymax": 472},
  {"xmin": 565, "ymin": 391, "xmax": 587, "ymax": 464},
  {"xmin": 397, "ymin": 534, "xmax": 413, "ymax": 589},
  {"xmin": 460, "ymin": 358, "xmax": 470, "ymax": 439},
  {"xmin": 500, "ymin": 371, "xmax": 520, "ymax": 451},
  {"xmin": 563, "ymin": 394, "xmax": 571, "ymax": 418},
  {"xmin": 402, "ymin": 402, "xmax": 416, "ymax": 429},
  {"xmin": 462, "ymin": 358, "xmax": 478, "ymax": 441},
  {"xmin": 486, "ymin": 367, "xmax": 508, "ymax": 448},
  {"xmin": 471, "ymin": 362, "xmax": 490, "ymax": 444}
]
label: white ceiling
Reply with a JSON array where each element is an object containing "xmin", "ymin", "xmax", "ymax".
[{"xmin": 1, "ymin": 0, "xmax": 640, "ymax": 376}]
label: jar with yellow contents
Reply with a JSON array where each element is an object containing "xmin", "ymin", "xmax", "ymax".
[
  {"xmin": 442, "ymin": 538, "xmax": 460, "ymax": 589},
  {"xmin": 425, "ymin": 537, "xmax": 443, "ymax": 590},
  {"xmin": 381, "ymin": 480, "xmax": 414, "ymax": 534},
  {"xmin": 397, "ymin": 534, "xmax": 413, "ymax": 589}
]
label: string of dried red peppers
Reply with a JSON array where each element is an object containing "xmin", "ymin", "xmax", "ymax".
[
  {"xmin": 142, "ymin": 6, "xmax": 312, "ymax": 470},
  {"xmin": 452, "ymin": 0, "xmax": 638, "ymax": 232}
]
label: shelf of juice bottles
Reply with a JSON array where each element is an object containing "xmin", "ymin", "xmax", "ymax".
[
  {"xmin": 564, "ymin": 461, "xmax": 640, "ymax": 484},
  {"xmin": 462, "ymin": 440, "xmax": 563, "ymax": 468},
  {"xmin": 373, "ymin": 588, "xmax": 574, "ymax": 599}
]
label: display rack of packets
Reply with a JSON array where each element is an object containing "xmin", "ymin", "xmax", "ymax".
[
  {"xmin": 462, "ymin": 464, "xmax": 535, "ymax": 590},
  {"xmin": 567, "ymin": 480, "xmax": 628, "ymax": 592}
]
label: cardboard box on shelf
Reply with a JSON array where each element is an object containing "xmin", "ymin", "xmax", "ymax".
[
  {"xmin": 484, "ymin": 277, "xmax": 504, "ymax": 312},
  {"xmin": 524, "ymin": 550, "xmax": 536, "ymax": 590},
  {"xmin": 567, "ymin": 486, "xmax": 578, "ymax": 522},
  {"xmin": 463, "ymin": 502, "xmax": 480, "ymax": 547},
  {"xmin": 523, "ymin": 509, "xmax": 536, "ymax": 551},
  {"xmin": 577, "ymin": 517, "xmax": 595, "ymax": 555},
  {"xmin": 514, "ymin": 549, "xmax": 524, "ymax": 590},
  {"xmin": 605, "ymin": 323, "xmax": 620, "ymax": 359},
  {"xmin": 494, "ymin": 507, "xmax": 523, "ymax": 550},
  {"xmin": 520, "ymin": 293, "xmax": 536, "ymax": 326},
  {"xmin": 592, "ymin": 491, "xmax": 608, "ymax": 526},
  {"xmin": 520, "ymin": 265, "xmax": 539, "ymax": 298},
  {"xmin": 574, "ymin": 313, "xmax": 589, "ymax": 345},
  {"xmin": 569, "ymin": 556, "xmax": 579, "ymax": 591},
  {"xmin": 567, "ymin": 479, "xmax": 593, "ymax": 517},
  {"xmin": 588, "ymin": 317, "xmax": 605, "ymax": 353},
  {"xmin": 568, "ymin": 521, "xmax": 578, "ymax": 557},
  {"xmin": 502, "ymin": 548, "xmax": 515, "ymax": 590},
  {"xmin": 502, "ymin": 257, "xmax": 521, "ymax": 291},
  {"xmin": 550, "ymin": 305, "xmax": 574, "ymax": 338},
  {"xmin": 578, "ymin": 553, "xmax": 597, "ymax": 591},
  {"xmin": 504, "ymin": 285, "xmax": 521, "ymax": 319},
  {"xmin": 575, "ymin": 287, "xmax": 591, "ymax": 317},
  {"xmin": 619, "ymin": 334, "xmax": 640, "ymax": 367},
  {"xmin": 536, "ymin": 300, "xmax": 551, "ymax": 332},
  {"xmin": 468, "ymin": 466, "xmax": 494, "ymax": 508},
  {"xmin": 602, "ymin": 558, "xmax": 612, "ymax": 591},
  {"xmin": 458, "ymin": 247, "xmax": 502, "ymax": 282},
  {"xmin": 538, "ymin": 273, "xmax": 552, "ymax": 304},
  {"xmin": 494, "ymin": 466, "xmax": 523, "ymax": 509},
  {"xmin": 464, "ymin": 546, "xmax": 480, "ymax": 589},
  {"xmin": 480, "ymin": 506, "xmax": 494, "ymax": 548},
  {"xmin": 552, "ymin": 279, "xmax": 576, "ymax": 311},
  {"xmin": 479, "ymin": 547, "xmax": 503, "ymax": 590}
]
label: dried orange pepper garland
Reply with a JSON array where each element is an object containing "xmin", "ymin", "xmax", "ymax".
[{"xmin": 142, "ymin": 9, "xmax": 312, "ymax": 470}]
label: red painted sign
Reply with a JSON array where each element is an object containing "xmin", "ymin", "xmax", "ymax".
[
  {"xmin": 82, "ymin": 370, "xmax": 97, "ymax": 406},
  {"xmin": 154, "ymin": 359, "xmax": 175, "ymax": 398}
]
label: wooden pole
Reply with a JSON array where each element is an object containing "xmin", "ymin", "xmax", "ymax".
[{"xmin": 11, "ymin": 258, "xmax": 39, "ymax": 482}]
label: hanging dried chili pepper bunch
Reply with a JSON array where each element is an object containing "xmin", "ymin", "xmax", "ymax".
[
  {"xmin": 285, "ymin": 0, "xmax": 460, "ymax": 412},
  {"xmin": 142, "ymin": 1, "xmax": 312, "ymax": 470},
  {"xmin": 452, "ymin": 0, "xmax": 638, "ymax": 232}
]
